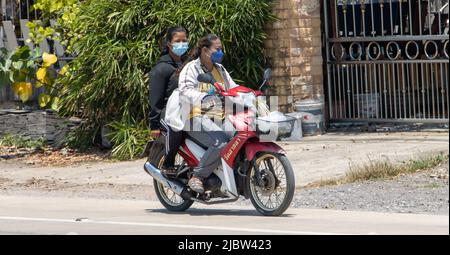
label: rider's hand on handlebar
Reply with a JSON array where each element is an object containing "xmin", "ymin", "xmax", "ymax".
[
  {"xmin": 201, "ymin": 95, "xmax": 222, "ymax": 112},
  {"xmin": 206, "ymin": 87, "xmax": 216, "ymax": 96}
]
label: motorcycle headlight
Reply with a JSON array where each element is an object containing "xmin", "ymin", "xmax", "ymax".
[{"xmin": 237, "ymin": 92, "xmax": 256, "ymax": 108}]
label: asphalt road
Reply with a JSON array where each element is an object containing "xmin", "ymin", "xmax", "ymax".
[{"xmin": 0, "ymin": 195, "xmax": 447, "ymax": 235}]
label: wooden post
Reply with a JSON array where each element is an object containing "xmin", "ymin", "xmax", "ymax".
[
  {"xmin": 20, "ymin": 19, "xmax": 34, "ymax": 49},
  {"xmin": 0, "ymin": 30, "xmax": 4, "ymax": 48},
  {"xmin": 2, "ymin": 20, "xmax": 18, "ymax": 51},
  {"xmin": 1, "ymin": 0, "xmax": 6, "ymax": 21}
]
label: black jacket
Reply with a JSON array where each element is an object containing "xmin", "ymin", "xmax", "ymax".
[{"xmin": 148, "ymin": 54, "xmax": 182, "ymax": 130}]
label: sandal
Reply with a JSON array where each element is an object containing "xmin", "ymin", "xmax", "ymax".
[{"xmin": 188, "ymin": 177, "xmax": 204, "ymax": 194}]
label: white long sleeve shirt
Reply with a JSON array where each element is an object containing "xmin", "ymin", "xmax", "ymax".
[{"xmin": 164, "ymin": 58, "xmax": 238, "ymax": 130}]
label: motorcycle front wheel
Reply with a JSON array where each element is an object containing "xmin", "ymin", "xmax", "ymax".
[{"xmin": 246, "ymin": 152, "xmax": 295, "ymax": 216}]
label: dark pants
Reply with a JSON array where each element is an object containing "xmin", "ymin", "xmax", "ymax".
[
  {"xmin": 160, "ymin": 120, "xmax": 183, "ymax": 168},
  {"xmin": 185, "ymin": 116, "xmax": 229, "ymax": 179}
]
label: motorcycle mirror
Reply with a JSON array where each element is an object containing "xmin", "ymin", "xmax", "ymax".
[
  {"xmin": 197, "ymin": 73, "xmax": 216, "ymax": 85},
  {"xmin": 263, "ymin": 68, "xmax": 272, "ymax": 81},
  {"xmin": 259, "ymin": 68, "xmax": 272, "ymax": 92}
]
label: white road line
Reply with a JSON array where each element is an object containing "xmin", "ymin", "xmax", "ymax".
[{"xmin": 0, "ymin": 216, "xmax": 351, "ymax": 235}]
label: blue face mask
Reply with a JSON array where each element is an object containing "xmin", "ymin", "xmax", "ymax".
[
  {"xmin": 171, "ymin": 42, "xmax": 189, "ymax": 56},
  {"xmin": 210, "ymin": 49, "xmax": 224, "ymax": 64}
]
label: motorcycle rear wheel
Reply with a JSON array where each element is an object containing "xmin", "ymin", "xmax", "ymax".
[
  {"xmin": 247, "ymin": 152, "xmax": 295, "ymax": 216},
  {"xmin": 151, "ymin": 150, "xmax": 193, "ymax": 212}
]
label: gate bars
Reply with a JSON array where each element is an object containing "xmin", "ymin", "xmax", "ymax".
[{"xmin": 323, "ymin": 0, "xmax": 449, "ymax": 123}]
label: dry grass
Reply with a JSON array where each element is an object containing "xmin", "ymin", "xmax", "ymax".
[{"xmin": 305, "ymin": 153, "xmax": 449, "ymax": 188}]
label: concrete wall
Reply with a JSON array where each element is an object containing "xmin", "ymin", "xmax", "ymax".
[{"xmin": 264, "ymin": 0, "xmax": 324, "ymax": 112}]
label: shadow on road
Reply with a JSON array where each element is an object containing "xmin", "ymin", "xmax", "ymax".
[{"xmin": 145, "ymin": 208, "xmax": 294, "ymax": 217}]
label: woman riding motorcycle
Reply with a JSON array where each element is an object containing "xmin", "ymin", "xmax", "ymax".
[
  {"xmin": 148, "ymin": 26, "xmax": 189, "ymax": 174},
  {"xmin": 174, "ymin": 34, "xmax": 239, "ymax": 193}
]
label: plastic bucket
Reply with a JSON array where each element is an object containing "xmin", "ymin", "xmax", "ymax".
[
  {"xmin": 294, "ymin": 99, "xmax": 325, "ymax": 136},
  {"xmin": 281, "ymin": 112, "xmax": 303, "ymax": 141}
]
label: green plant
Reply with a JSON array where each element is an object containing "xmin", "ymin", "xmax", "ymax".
[
  {"xmin": 62, "ymin": 123, "xmax": 99, "ymax": 152},
  {"xmin": 0, "ymin": 46, "xmax": 61, "ymax": 109},
  {"xmin": 420, "ymin": 183, "xmax": 441, "ymax": 189},
  {"xmin": 305, "ymin": 153, "xmax": 449, "ymax": 187},
  {"xmin": 0, "ymin": 0, "xmax": 80, "ymax": 108},
  {"xmin": 55, "ymin": 0, "xmax": 275, "ymax": 159},
  {"xmin": 26, "ymin": 21, "xmax": 56, "ymax": 45},
  {"xmin": 408, "ymin": 154, "xmax": 448, "ymax": 172},
  {"xmin": 28, "ymin": 0, "xmax": 82, "ymax": 51},
  {"xmin": 0, "ymin": 134, "xmax": 46, "ymax": 150},
  {"xmin": 345, "ymin": 154, "xmax": 449, "ymax": 183},
  {"xmin": 106, "ymin": 120, "xmax": 150, "ymax": 160}
]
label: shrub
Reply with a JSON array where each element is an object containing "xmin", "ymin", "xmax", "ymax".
[
  {"xmin": 0, "ymin": 134, "xmax": 46, "ymax": 150},
  {"xmin": 106, "ymin": 120, "xmax": 149, "ymax": 160}
]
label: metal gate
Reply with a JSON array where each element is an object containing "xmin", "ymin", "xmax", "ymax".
[
  {"xmin": 323, "ymin": 0, "xmax": 449, "ymax": 123},
  {"xmin": 1, "ymin": 0, "xmax": 37, "ymax": 48},
  {"xmin": 1, "ymin": 0, "xmax": 37, "ymax": 22}
]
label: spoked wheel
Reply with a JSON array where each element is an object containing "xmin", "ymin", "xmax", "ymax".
[
  {"xmin": 152, "ymin": 150, "xmax": 193, "ymax": 211},
  {"xmin": 247, "ymin": 152, "xmax": 295, "ymax": 216}
]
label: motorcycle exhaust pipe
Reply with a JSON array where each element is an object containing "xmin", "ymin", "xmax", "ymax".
[{"xmin": 144, "ymin": 162, "xmax": 186, "ymax": 196}]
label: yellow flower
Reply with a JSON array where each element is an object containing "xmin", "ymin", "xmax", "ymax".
[
  {"xmin": 36, "ymin": 67, "xmax": 47, "ymax": 83},
  {"xmin": 42, "ymin": 52, "xmax": 58, "ymax": 67},
  {"xmin": 12, "ymin": 82, "xmax": 33, "ymax": 102},
  {"xmin": 38, "ymin": 93, "xmax": 52, "ymax": 108}
]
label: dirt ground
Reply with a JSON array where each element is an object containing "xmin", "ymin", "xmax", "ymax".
[
  {"xmin": 0, "ymin": 146, "xmax": 110, "ymax": 167},
  {"xmin": 1, "ymin": 131, "xmax": 448, "ymax": 185}
]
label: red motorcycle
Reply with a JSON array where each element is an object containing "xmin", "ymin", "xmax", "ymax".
[{"xmin": 144, "ymin": 69, "xmax": 296, "ymax": 216}]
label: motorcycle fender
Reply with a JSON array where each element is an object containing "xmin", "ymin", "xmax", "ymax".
[
  {"xmin": 242, "ymin": 143, "xmax": 285, "ymax": 199},
  {"xmin": 140, "ymin": 141, "xmax": 154, "ymax": 158},
  {"xmin": 244, "ymin": 142, "xmax": 286, "ymax": 161}
]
